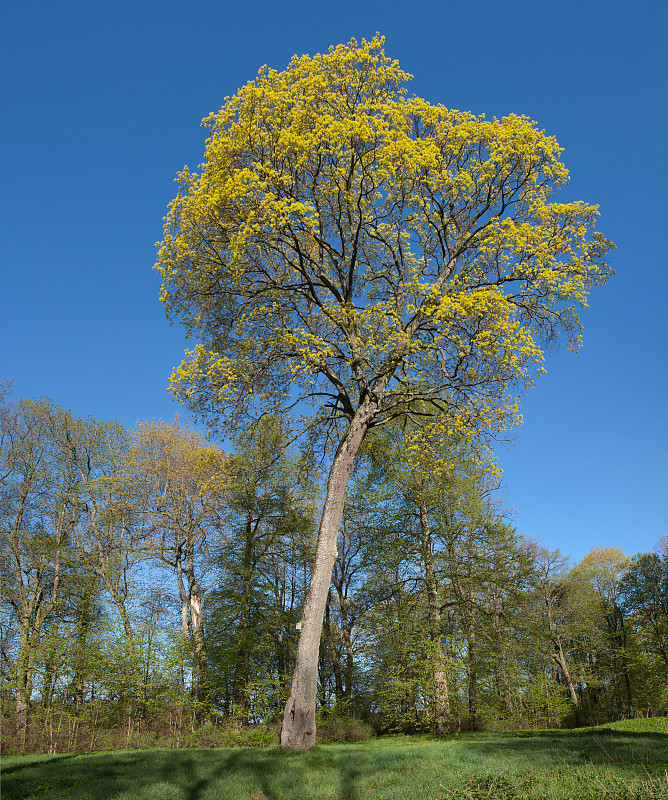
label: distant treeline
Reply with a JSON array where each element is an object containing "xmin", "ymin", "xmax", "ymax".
[{"xmin": 2, "ymin": 386, "xmax": 666, "ymax": 754}]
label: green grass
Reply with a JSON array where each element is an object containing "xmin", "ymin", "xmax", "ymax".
[{"xmin": 3, "ymin": 718, "xmax": 667, "ymax": 799}]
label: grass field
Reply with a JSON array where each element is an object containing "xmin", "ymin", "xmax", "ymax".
[{"xmin": 3, "ymin": 719, "xmax": 667, "ymax": 799}]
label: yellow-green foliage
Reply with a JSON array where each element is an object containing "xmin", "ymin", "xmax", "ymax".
[{"xmin": 156, "ymin": 35, "xmax": 613, "ymax": 457}]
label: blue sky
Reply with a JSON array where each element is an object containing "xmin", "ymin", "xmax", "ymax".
[{"xmin": 2, "ymin": 0, "xmax": 666, "ymax": 562}]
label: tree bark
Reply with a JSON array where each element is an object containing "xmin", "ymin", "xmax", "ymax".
[
  {"xmin": 544, "ymin": 594, "xmax": 579, "ymax": 709},
  {"xmin": 331, "ymin": 558, "xmax": 356, "ymax": 703},
  {"xmin": 554, "ymin": 642, "xmax": 579, "ymax": 707},
  {"xmin": 190, "ymin": 585, "xmax": 208, "ymax": 720},
  {"xmin": 74, "ymin": 580, "xmax": 95, "ymax": 710},
  {"xmin": 232, "ymin": 511, "xmax": 255, "ymax": 715},
  {"xmin": 339, "ymin": 601, "xmax": 355, "ymax": 703},
  {"xmin": 419, "ymin": 502, "xmax": 450, "ymax": 734},
  {"xmin": 15, "ymin": 631, "xmax": 32, "ymax": 743},
  {"xmin": 280, "ymin": 403, "xmax": 374, "ymax": 749},
  {"xmin": 465, "ymin": 617, "xmax": 479, "ymax": 730},
  {"xmin": 323, "ymin": 591, "xmax": 344, "ymax": 702}
]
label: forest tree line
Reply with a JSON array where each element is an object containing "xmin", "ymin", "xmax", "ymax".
[{"xmin": 2, "ymin": 384, "xmax": 667, "ymax": 753}]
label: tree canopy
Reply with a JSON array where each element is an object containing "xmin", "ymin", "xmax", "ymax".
[{"xmin": 156, "ymin": 35, "xmax": 612, "ymax": 452}]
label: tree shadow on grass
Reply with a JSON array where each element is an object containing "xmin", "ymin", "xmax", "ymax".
[
  {"xmin": 3, "ymin": 748, "xmax": 324, "ymax": 800},
  {"xmin": 452, "ymin": 730, "xmax": 668, "ymax": 768},
  {"xmin": 1, "ymin": 754, "xmax": 76, "ymax": 776},
  {"xmin": 221, "ymin": 745, "xmax": 419, "ymax": 800},
  {"xmin": 2, "ymin": 751, "xmax": 139, "ymax": 800},
  {"xmin": 3, "ymin": 742, "xmax": 423, "ymax": 800},
  {"xmin": 2, "ymin": 750, "xmax": 227, "ymax": 800}
]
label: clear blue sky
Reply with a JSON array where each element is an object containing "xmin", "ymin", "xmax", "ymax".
[{"xmin": 2, "ymin": 0, "xmax": 666, "ymax": 562}]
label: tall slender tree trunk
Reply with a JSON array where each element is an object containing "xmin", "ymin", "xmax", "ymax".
[
  {"xmin": 41, "ymin": 632, "xmax": 59, "ymax": 713},
  {"xmin": 74, "ymin": 583, "xmax": 94, "ymax": 710},
  {"xmin": 280, "ymin": 403, "xmax": 374, "ymax": 749},
  {"xmin": 185, "ymin": 530, "xmax": 208, "ymax": 722},
  {"xmin": 465, "ymin": 617, "xmax": 479, "ymax": 730},
  {"xmin": 233, "ymin": 512, "xmax": 255, "ymax": 715},
  {"xmin": 190, "ymin": 586, "xmax": 208, "ymax": 721},
  {"xmin": 323, "ymin": 592, "xmax": 344, "ymax": 702},
  {"xmin": 331, "ymin": 572, "xmax": 355, "ymax": 703},
  {"xmin": 554, "ymin": 643, "xmax": 579, "ymax": 707},
  {"xmin": 104, "ymin": 580, "xmax": 144, "ymax": 720},
  {"xmin": 339, "ymin": 602, "xmax": 355, "ymax": 703},
  {"xmin": 490, "ymin": 590, "xmax": 514, "ymax": 719},
  {"xmin": 544, "ymin": 592, "xmax": 579, "ymax": 709},
  {"xmin": 11, "ymin": 503, "xmax": 64, "ymax": 743},
  {"xmin": 176, "ymin": 556, "xmax": 189, "ymax": 637},
  {"xmin": 15, "ymin": 633, "xmax": 32, "ymax": 743},
  {"xmin": 618, "ymin": 612, "xmax": 634, "ymax": 717},
  {"xmin": 419, "ymin": 503, "xmax": 450, "ymax": 734}
]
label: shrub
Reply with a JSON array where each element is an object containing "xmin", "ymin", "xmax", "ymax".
[{"xmin": 316, "ymin": 715, "xmax": 373, "ymax": 744}]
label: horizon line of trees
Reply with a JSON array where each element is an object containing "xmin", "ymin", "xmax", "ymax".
[{"xmin": 2, "ymin": 383, "xmax": 667, "ymax": 754}]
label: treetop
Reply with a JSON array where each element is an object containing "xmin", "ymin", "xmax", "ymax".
[{"xmin": 156, "ymin": 35, "xmax": 613, "ymax": 458}]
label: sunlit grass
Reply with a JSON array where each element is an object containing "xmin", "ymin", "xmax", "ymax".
[{"xmin": 3, "ymin": 718, "xmax": 667, "ymax": 799}]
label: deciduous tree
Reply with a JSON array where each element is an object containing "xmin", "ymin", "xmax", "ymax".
[
  {"xmin": 129, "ymin": 419, "xmax": 227, "ymax": 718},
  {"xmin": 156, "ymin": 36, "xmax": 613, "ymax": 747},
  {"xmin": 206, "ymin": 418, "xmax": 315, "ymax": 720},
  {"xmin": 0, "ymin": 398, "xmax": 74, "ymax": 742},
  {"xmin": 621, "ymin": 551, "xmax": 668, "ymax": 666}
]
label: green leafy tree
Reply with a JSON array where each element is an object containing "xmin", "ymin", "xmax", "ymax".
[
  {"xmin": 206, "ymin": 418, "xmax": 315, "ymax": 721},
  {"xmin": 578, "ymin": 547, "xmax": 634, "ymax": 717},
  {"xmin": 621, "ymin": 551, "xmax": 668, "ymax": 666},
  {"xmin": 65, "ymin": 415, "xmax": 149, "ymax": 723},
  {"xmin": 129, "ymin": 419, "xmax": 227, "ymax": 720},
  {"xmin": 0, "ymin": 397, "xmax": 75, "ymax": 742},
  {"xmin": 156, "ymin": 36, "xmax": 613, "ymax": 748},
  {"xmin": 619, "ymin": 549, "xmax": 668, "ymax": 715}
]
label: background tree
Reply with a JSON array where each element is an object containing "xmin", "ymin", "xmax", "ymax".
[
  {"xmin": 620, "ymin": 551, "xmax": 668, "ymax": 666},
  {"xmin": 65, "ymin": 415, "xmax": 150, "ymax": 727},
  {"xmin": 156, "ymin": 36, "xmax": 613, "ymax": 748},
  {"xmin": 0, "ymin": 398, "xmax": 74, "ymax": 742},
  {"xmin": 2, "ymin": 389, "xmax": 667, "ymax": 753},
  {"xmin": 577, "ymin": 547, "xmax": 634, "ymax": 717},
  {"xmin": 129, "ymin": 419, "xmax": 227, "ymax": 719},
  {"xmin": 205, "ymin": 418, "xmax": 315, "ymax": 722},
  {"xmin": 619, "ymin": 549, "xmax": 668, "ymax": 714}
]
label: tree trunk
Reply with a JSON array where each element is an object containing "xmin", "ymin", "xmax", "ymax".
[
  {"xmin": 544, "ymin": 591, "xmax": 579, "ymax": 709},
  {"xmin": 618, "ymin": 610, "xmax": 634, "ymax": 717},
  {"xmin": 339, "ymin": 602, "xmax": 355, "ymax": 703},
  {"xmin": 466, "ymin": 617, "xmax": 478, "ymax": 730},
  {"xmin": 331, "ymin": 570, "xmax": 355, "ymax": 703},
  {"xmin": 176, "ymin": 555, "xmax": 189, "ymax": 637},
  {"xmin": 15, "ymin": 639, "xmax": 31, "ymax": 743},
  {"xmin": 490, "ymin": 588, "xmax": 514, "ymax": 719},
  {"xmin": 419, "ymin": 502, "xmax": 450, "ymax": 734},
  {"xmin": 74, "ymin": 584, "xmax": 94, "ymax": 710},
  {"xmin": 41, "ymin": 634, "xmax": 58, "ymax": 712},
  {"xmin": 280, "ymin": 403, "xmax": 374, "ymax": 749},
  {"xmin": 104, "ymin": 578, "xmax": 144, "ymax": 719},
  {"xmin": 554, "ymin": 642, "xmax": 579, "ymax": 707},
  {"xmin": 185, "ymin": 526, "xmax": 208, "ymax": 723},
  {"xmin": 11, "ymin": 504, "xmax": 64, "ymax": 743},
  {"xmin": 232, "ymin": 512, "xmax": 254, "ymax": 715},
  {"xmin": 190, "ymin": 585, "xmax": 208, "ymax": 721},
  {"xmin": 323, "ymin": 591, "xmax": 344, "ymax": 702}
]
